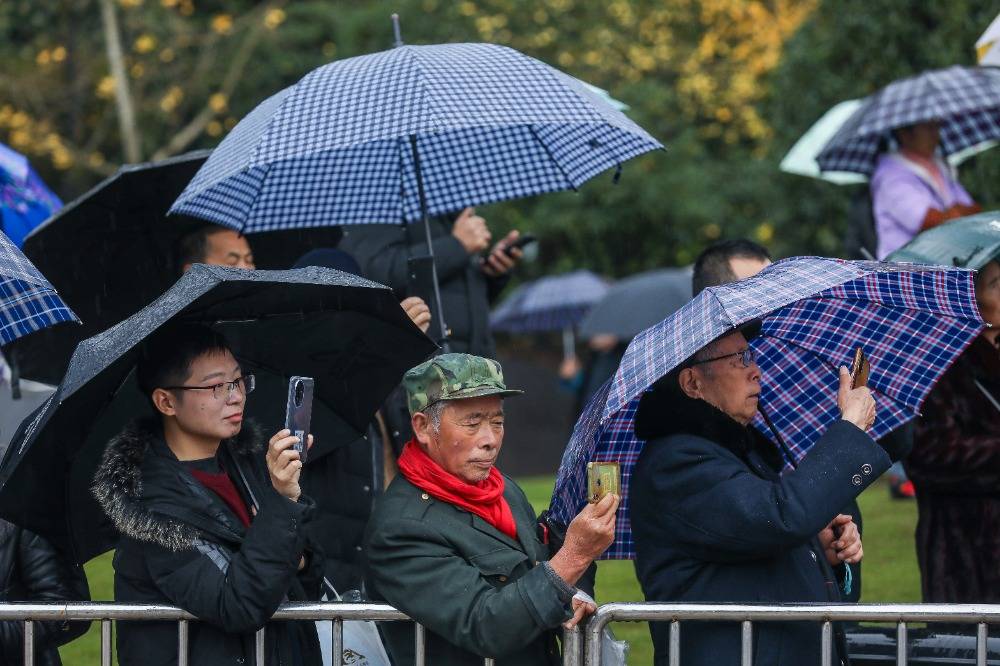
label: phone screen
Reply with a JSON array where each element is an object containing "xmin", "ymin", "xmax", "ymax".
[{"xmin": 284, "ymin": 376, "xmax": 314, "ymax": 463}]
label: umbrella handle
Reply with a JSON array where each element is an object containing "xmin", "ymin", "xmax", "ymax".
[
  {"xmin": 757, "ymin": 404, "xmax": 798, "ymax": 469},
  {"xmin": 562, "ymin": 327, "xmax": 575, "ymax": 361},
  {"xmin": 408, "ymin": 135, "xmax": 450, "ymax": 349}
]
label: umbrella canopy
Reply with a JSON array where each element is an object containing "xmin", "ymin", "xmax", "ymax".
[
  {"xmin": 0, "ymin": 142, "xmax": 62, "ymax": 247},
  {"xmin": 549, "ymin": 257, "xmax": 983, "ymax": 559},
  {"xmin": 169, "ymin": 42, "xmax": 662, "ymax": 231},
  {"xmin": 977, "ymin": 13, "xmax": 1000, "ymax": 66},
  {"xmin": 0, "ymin": 264, "xmax": 436, "ymax": 563},
  {"xmin": 782, "ymin": 99, "xmax": 995, "ymax": 185},
  {"xmin": 9, "ymin": 151, "xmax": 343, "ymax": 384},
  {"xmin": 887, "ymin": 210, "xmax": 1000, "ymax": 270},
  {"xmin": 490, "ymin": 270, "xmax": 609, "ymax": 333},
  {"xmin": 578, "ymin": 267, "xmax": 692, "ymax": 341},
  {"xmin": 0, "ymin": 229, "xmax": 78, "ymax": 345},
  {"xmin": 816, "ymin": 66, "xmax": 1000, "ymax": 175}
]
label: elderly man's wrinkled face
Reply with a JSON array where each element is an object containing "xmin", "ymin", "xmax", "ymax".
[
  {"xmin": 413, "ymin": 395, "xmax": 505, "ymax": 484},
  {"xmin": 679, "ymin": 331, "xmax": 762, "ymax": 425},
  {"xmin": 976, "ymin": 260, "xmax": 1000, "ymax": 342}
]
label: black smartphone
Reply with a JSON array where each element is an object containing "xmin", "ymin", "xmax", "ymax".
[
  {"xmin": 504, "ymin": 233, "xmax": 537, "ymax": 257},
  {"xmin": 406, "ymin": 254, "xmax": 436, "ymax": 307},
  {"xmin": 284, "ymin": 376, "xmax": 314, "ymax": 463}
]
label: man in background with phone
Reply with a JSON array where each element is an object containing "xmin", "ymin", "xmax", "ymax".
[
  {"xmin": 340, "ymin": 207, "xmax": 526, "ymax": 357},
  {"xmin": 92, "ymin": 325, "xmax": 324, "ymax": 666},
  {"xmin": 365, "ymin": 354, "xmax": 617, "ymax": 665}
]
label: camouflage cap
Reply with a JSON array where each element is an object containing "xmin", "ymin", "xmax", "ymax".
[{"xmin": 403, "ymin": 353, "xmax": 524, "ymax": 414}]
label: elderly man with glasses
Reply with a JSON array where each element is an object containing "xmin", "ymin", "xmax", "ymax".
[
  {"xmin": 92, "ymin": 324, "xmax": 325, "ymax": 666},
  {"xmin": 629, "ymin": 328, "xmax": 893, "ymax": 666}
]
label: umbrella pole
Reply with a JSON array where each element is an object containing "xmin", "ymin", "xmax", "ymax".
[
  {"xmin": 757, "ymin": 404, "xmax": 798, "ymax": 470},
  {"xmin": 562, "ymin": 327, "xmax": 575, "ymax": 361},
  {"xmin": 408, "ymin": 135, "xmax": 450, "ymax": 351}
]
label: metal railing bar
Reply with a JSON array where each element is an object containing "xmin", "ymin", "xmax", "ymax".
[
  {"xmin": 255, "ymin": 626, "xmax": 265, "ymax": 666},
  {"xmin": 102, "ymin": 619, "xmax": 113, "ymax": 666},
  {"xmin": 977, "ymin": 622, "xmax": 987, "ymax": 666},
  {"xmin": 332, "ymin": 618, "xmax": 343, "ymax": 666},
  {"xmin": 896, "ymin": 621, "xmax": 907, "ymax": 666},
  {"xmin": 484, "ymin": 659, "xmax": 495, "ymax": 665},
  {"xmin": 820, "ymin": 621, "xmax": 832, "ymax": 666},
  {"xmin": 561, "ymin": 624, "xmax": 581, "ymax": 666},
  {"xmin": 668, "ymin": 621, "xmax": 680, "ymax": 666},
  {"xmin": 177, "ymin": 618, "xmax": 188, "ymax": 666},
  {"xmin": 741, "ymin": 620, "xmax": 753, "ymax": 666},
  {"xmin": 414, "ymin": 622, "xmax": 426, "ymax": 666},
  {"xmin": 23, "ymin": 619, "xmax": 34, "ymax": 666}
]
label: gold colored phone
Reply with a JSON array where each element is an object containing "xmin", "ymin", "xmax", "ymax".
[
  {"xmin": 587, "ymin": 462, "xmax": 620, "ymax": 504},
  {"xmin": 850, "ymin": 347, "xmax": 870, "ymax": 389}
]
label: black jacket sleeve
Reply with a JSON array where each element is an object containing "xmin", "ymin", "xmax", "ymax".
[
  {"xmin": 143, "ymin": 488, "xmax": 315, "ymax": 633},
  {"xmin": 0, "ymin": 529, "xmax": 91, "ymax": 660},
  {"xmin": 341, "ymin": 224, "xmax": 472, "ymax": 293},
  {"xmin": 652, "ymin": 421, "xmax": 890, "ymax": 562}
]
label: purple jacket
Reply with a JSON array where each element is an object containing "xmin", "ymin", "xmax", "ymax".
[{"xmin": 870, "ymin": 153, "xmax": 974, "ymax": 259}]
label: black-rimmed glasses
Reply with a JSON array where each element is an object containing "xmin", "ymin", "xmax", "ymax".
[
  {"xmin": 163, "ymin": 374, "xmax": 255, "ymax": 400},
  {"xmin": 689, "ymin": 349, "xmax": 756, "ymax": 368}
]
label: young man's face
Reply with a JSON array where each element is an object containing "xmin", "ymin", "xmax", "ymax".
[{"xmin": 156, "ymin": 349, "xmax": 247, "ymax": 442}]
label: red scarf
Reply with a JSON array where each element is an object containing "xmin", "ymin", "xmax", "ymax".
[{"xmin": 397, "ymin": 440, "xmax": 518, "ymax": 540}]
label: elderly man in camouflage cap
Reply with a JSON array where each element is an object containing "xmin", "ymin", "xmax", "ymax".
[{"xmin": 364, "ymin": 353, "xmax": 618, "ymax": 666}]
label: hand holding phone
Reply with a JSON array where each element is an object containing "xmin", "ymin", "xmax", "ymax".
[
  {"xmin": 850, "ymin": 347, "xmax": 870, "ymax": 389},
  {"xmin": 587, "ymin": 461, "xmax": 620, "ymax": 504},
  {"xmin": 284, "ymin": 376, "xmax": 314, "ymax": 464},
  {"xmin": 504, "ymin": 233, "xmax": 537, "ymax": 257}
]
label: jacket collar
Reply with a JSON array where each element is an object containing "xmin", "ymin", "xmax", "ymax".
[{"xmin": 92, "ymin": 417, "xmax": 266, "ymax": 551}]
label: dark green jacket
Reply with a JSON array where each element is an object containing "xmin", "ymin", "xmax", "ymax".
[{"xmin": 364, "ymin": 474, "xmax": 573, "ymax": 666}]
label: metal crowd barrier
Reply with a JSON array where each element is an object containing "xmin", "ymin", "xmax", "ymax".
[
  {"xmin": 584, "ymin": 602, "xmax": 1000, "ymax": 666},
  {"xmin": 0, "ymin": 601, "xmax": 584, "ymax": 666}
]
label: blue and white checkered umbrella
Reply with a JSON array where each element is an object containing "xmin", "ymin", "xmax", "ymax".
[
  {"xmin": 490, "ymin": 270, "xmax": 609, "ymax": 333},
  {"xmin": 169, "ymin": 42, "xmax": 661, "ymax": 230},
  {"xmin": 816, "ymin": 65, "xmax": 1000, "ymax": 175},
  {"xmin": 548, "ymin": 257, "xmax": 983, "ymax": 559},
  {"xmin": 0, "ymin": 230, "xmax": 78, "ymax": 345}
]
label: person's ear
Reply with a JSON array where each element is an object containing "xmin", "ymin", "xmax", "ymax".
[
  {"xmin": 677, "ymin": 368, "xmax": 703, "ymax": 400},
  {"xmin": 151, "ymin": 388, "xmax": 178, "ymax": 416},
  {"xmin": 411, "ymin": 412, "xmax": 432, "ymax": 446}
]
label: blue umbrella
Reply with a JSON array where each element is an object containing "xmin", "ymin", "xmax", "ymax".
[
  {"xmin": 490, "ymin": 270, "xmax": 609, "ymax": 333},
  {"xmin": 170, "ymin": 40, "xmax": 662, "ymax": 342},
  {"xmin": 817, "ymin": 65, "xmax": 1000, "ymax": 175},
  {"xmin": 0, "ymin": 143, "xmax": 62, "ymax": 247},
  {"xmin": 548, "ymin": 257, "xmax": 983, "ymax": 559},
  {"xmin": 0, "ymin": 230, "xmax": 78, "ymax": 346}
]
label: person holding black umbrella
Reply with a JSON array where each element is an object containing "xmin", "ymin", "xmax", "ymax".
[
  {"xmin": 340, "ymin": 207, "xmax": 523, "ymax": 357},
  {"xmin": 92, "ymin": 325, "xmax": 324, "ymax": 666}
]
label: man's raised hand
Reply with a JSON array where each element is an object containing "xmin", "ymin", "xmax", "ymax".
[
  {"xmin": 837, "ymin": 366, "xmax": 875, "ymax": 431},
  {"xmin": 548, "ymin": 493, "xmax": 619, "ymax": 587},
  {"xmin": 266, "ymin": 429, "xmax": 312, "ymax": 502}
]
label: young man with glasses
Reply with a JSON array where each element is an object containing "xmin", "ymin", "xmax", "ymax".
[{"xmin": 92, "ymin": 325, "xmax": 324, "ymax": 666}]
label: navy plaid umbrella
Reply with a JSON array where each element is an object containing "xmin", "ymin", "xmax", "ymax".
[
  {"xmin": 548, "ymin": 257, "xmax": 983, "ymax": 559},
  {"xmin": 0, "ymin": 230, "xmax": 78, "ymax": 345},
  {"xmin": 817, "ymin": 65, "xmax": 1000, "ymax": 175},
  {"xmin": 490, "ymin": 270, "xmax": 609, "ymax": 333},
  {"xmin": 170, "ymin": 43, "xmax": 661, "ymax": 231}
]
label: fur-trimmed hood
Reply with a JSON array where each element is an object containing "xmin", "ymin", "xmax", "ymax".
[{"xmin": 91, "ymin": 417, "xmax": 266, "ymax": 552}]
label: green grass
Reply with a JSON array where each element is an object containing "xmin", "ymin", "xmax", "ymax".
[{"xmin": 59, "ymin": 476, "xmax": 919, "ymax": 664}]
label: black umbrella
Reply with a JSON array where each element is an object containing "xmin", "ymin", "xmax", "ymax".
[
  {"xmin": 7, "ymin": 150, "xmax": 344, "ymax": 384},
  {"xmin": 0, "ymin": 264, "xmax": 436, "ymax": 563},
  {"xmin": 578, "ymin": 267, "xmax": 692, "ymax": 341}
]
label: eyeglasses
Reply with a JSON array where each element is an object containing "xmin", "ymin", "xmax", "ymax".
[
  {"xmin": 164, "ymin": 374, "xmax": 255, "ymax": 400},
  {"xmin": 690, "ymin": 349, "xmax": 756, "ymax": 369}
]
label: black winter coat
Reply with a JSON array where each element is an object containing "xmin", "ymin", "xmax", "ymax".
[
  {"xmin": 92, "ymin": 419, "xmax": 324, "ymax": 666},
  {"xmin": 630, "ymin": 389, "xmax": 890, "ymax": 666},
  {"xmin": 0, "ymin": 521, "xmax": 90, "ymax": 666},
  {"xmin": 339, "ymin": 220, "xmax": 507, "ymax": 357}
]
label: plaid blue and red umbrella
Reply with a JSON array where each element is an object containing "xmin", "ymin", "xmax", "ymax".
[
  {"xmin": 548, "ymin": 257, "xmax": 984, "ymax": 559},
  {"xmin": 0, "ymin": 230, "xmax": 78, "ymax": 345}
]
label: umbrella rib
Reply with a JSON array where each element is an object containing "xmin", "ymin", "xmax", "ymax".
[{"xmin": 527, "ymin": 125, "xmax": 577, "ymax": 191}]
